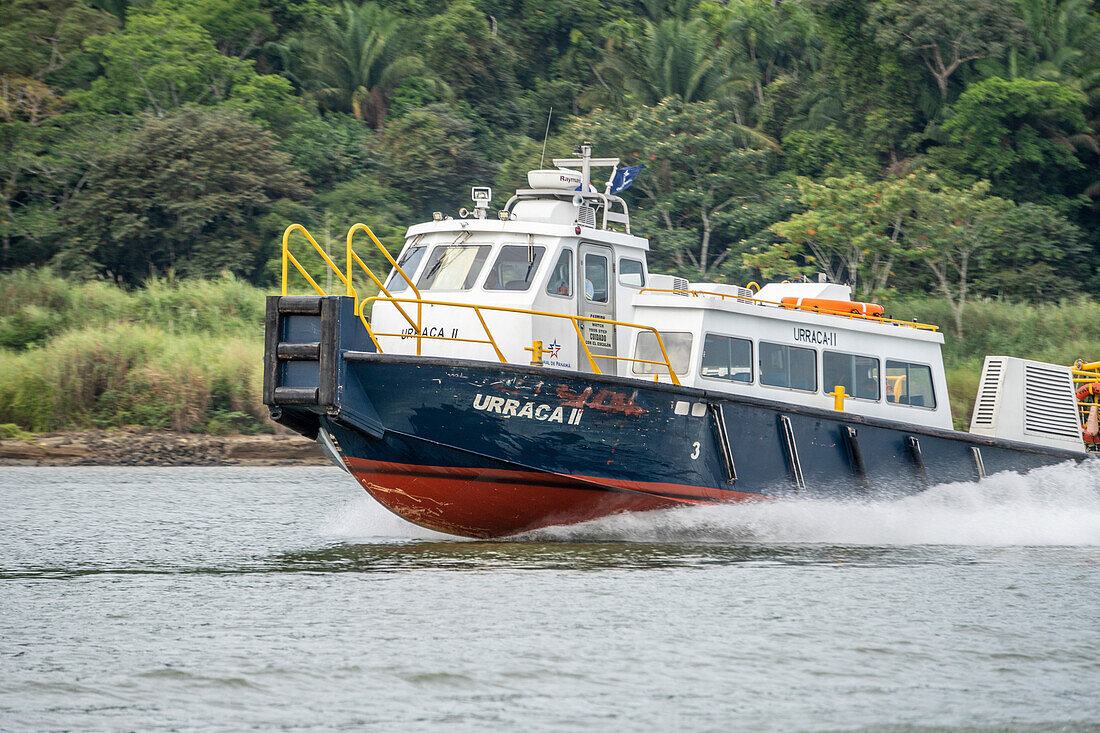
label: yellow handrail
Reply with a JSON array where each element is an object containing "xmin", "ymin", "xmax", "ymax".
[
  {"xmin": 359, "ymin": 295, "xmax": 681, "ymax": 385},
  {"xmin": 638, "ymin": 287, "xmax": 940, "ymax": 331},
  {"xmin": 281, "ymin": 224, "xmax": 352, "ymax": 298},
  {"xmin": 346, "ymin": 223, "xmax": 421, "ymax": 348}
]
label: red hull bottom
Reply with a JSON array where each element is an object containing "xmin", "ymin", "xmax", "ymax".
[{"xmin": 344, "ymin": 457, "xmax": 715, "ymax": 538}]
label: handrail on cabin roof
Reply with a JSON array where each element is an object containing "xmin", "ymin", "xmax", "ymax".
[{"xmin": 637, "ymin": 287, "xmax": 940, "ymax": 332}]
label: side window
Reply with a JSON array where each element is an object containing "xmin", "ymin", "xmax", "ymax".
[
  {"xmin": 619, "ymin": 258, "xmax": 645, "ymax": 288},
  {"xmin": 701, "ymin": 334, "xmax": 753, "ymax": 383},
  {"xmin": 823, "ymin": 351, "xmax": 880, "ymax": 400},
  {"xmin": 886, "ymin": 360, "xmax": 937, "ymax": 408},
  {"xmin": 484, "ymin": 245, "xmax": 546, "ymax": 291},
  {"xmin": 633, "ymin": 332, "xmax": 693, "ymax": 375},
  {"xmin": 386, "ymin": 245, "xmax": 426, "ymax": 293},
  {"xmin": 545, "ymin": 249, "xmax": 573, "ymax": 297},
  {"xmin": 759, "ymin": 342, "xmax": 817, "ymax": 392},
  {"xmin": 584, "ymin": 253, "xmax": 608, "ymax": 303}
]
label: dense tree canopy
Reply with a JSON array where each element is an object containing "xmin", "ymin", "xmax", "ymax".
[
  {"xmin": 0, "ymin": 0, "xmax": 1098, "ymax": 307},
  {"xmin": 59, "ymin": 107, "xmax": 308, "ymax": 284}
]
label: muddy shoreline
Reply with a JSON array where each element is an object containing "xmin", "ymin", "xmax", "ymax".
[{"xmin": 0, "ymin": 428, "xmax": 329, "ymax": 466}]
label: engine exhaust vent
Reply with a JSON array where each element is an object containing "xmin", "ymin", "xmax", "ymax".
[{"xmin": 969, "ymin": 356, "xmax": 1084, "ymax": 453}]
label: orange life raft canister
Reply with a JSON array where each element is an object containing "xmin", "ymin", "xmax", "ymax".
[{"xmin": 780, "ymin": 297, "xmax": 885, "ymax": 318}]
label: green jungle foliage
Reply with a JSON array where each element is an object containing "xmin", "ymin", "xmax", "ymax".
[{"xmin": 1, "ymin": 0, "xmax": 1100, "ymax": 432}]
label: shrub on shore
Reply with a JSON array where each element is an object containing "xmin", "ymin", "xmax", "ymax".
[{"xmin": 0, "ymin": 322, "xmax": 267, "ymax": 433}]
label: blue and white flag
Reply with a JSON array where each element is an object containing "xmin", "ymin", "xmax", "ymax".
[{"xmin": 609, "ymin": 165, "xmax": 646, "ymax": 195}]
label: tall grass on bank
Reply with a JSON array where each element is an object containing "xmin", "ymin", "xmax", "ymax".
[
  {"xmin": 0, "ymin": 323, "xmax": 265, "ymax": 433},
  {"xmin": 0, "ymin": 269, "xmax": 266, "ymax": 350},
  {"xmin": 892, "ymin": 297, "xmax": 1100, "ymax": 365},
  {"xmin": 889, "ymin": 297, "xmax": 1100, "ymax": 428}
]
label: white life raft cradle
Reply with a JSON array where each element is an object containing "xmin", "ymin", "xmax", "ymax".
[{"xmin": 367, "ymin": 145, "xmax": 1091, "ymax": 454}]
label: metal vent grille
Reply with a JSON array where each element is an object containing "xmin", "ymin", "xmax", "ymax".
[
  {"xmin": 737, "ymin": 286, "xmax": 754, "ymax": 303},
  {"xmin": 972, "ymin": 358, "xmax": 1005, "ymax": 427},
  {"xmin": 1023, "ymin": 364, "xmax": 1081, "ymax": 438},
  {"xmin": 672, "ymin": 277, "xmax": 690, "ymax": 295},
  {"xmin": 577, "ymin": 205, "xmax": 596, "ymax": 227}
]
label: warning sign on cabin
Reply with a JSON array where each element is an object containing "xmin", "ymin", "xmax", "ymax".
[{"xmin": 583, "ymin": 316, "xmax": 614, "ymax": 351}]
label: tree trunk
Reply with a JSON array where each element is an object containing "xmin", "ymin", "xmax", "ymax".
[{"xmin": 699, "ymin": 209, "xmax": 711, "ymax": 277}]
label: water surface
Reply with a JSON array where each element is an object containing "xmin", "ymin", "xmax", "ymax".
[{"xmin": 2, "ymin": 463, "xmax": 1099, "ymax": 731}]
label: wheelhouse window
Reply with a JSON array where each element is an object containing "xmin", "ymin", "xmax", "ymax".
[
  {"xmin": 386, "ymin": 245, "xmax": 426, "ymax": 293},
  {"xmin": 545, "ymin": 249, "xmax": 573, "ymax": 297},
  {"xmin": 886, "ymin": 360, "xmax": 936, "ymax": 408},
  {"xmin": 701, "ymin": 334, "xmax": 752, "ymax": 383},
  {"xmin": 484, "ymin": 245, "xmax": 546, "ymax": 291},
  {"xmin": 416, "ymin": 245, "xmax": 491, "ymax": 290},
  {"xmin": 823, "ymin": 351, "xmax": 880, "ymax": 400},
  {"xmin": 619, "ymin": 258, "xmax": 645, "ymax": 288},
  {"xmin": 633, "ymin": 332, "xmax": 693, "ymax": 375},
  {"xmin": 584, "ymin": 253, "xmax": 609, "ymax": 303},
  {"xmin": 759, "ymin": 342, "xmax": 817, "ymax": 392}
]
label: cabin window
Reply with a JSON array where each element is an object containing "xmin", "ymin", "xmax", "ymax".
[
  {"xmin": 386, "ymin": 245, "xmax": 426, "ymax": 293},
  {"xmin": 619, "ymin": 258, "xmax": 645, "ymax": 288},
  {"xmin": 885, "ymin": 360, "xmax": 937, "ymax": 408},
  {"xmin": 701, "ymin": 334, "xmax": 752, "ymax": 383},
  {"xmin": 416, "ymin": 245, "xmax": 491, "ymax": 290},
  {"xmin": 484, "ymin": 245, "xmax": 546, "ymax": 291},
  {"xmin": 584, "ymin": 253, "xmax": 609, "ymax": 303},
  {"xmin": 759, "ymin": 342, "xmax": 817, "ymax": 392},
  {"xmin": 823, "ymin": 351, "xmax": 880, "ymax": 401},
  {"xmin": 546, "ymin": 249, "xmax": 573, "ymax": 297},
  {"xmin": 633, "ymin": 332, "xmax": 693, "ymax": 375}
]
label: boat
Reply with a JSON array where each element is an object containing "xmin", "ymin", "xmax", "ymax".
[{"xmin": 263, "ymin": 144, "xmax": 1100, "ymax": 538}]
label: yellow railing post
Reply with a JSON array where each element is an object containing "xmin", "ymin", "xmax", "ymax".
[{"xmin": 281, "ymin": 238, "xmax": 288, "ymax": 296}]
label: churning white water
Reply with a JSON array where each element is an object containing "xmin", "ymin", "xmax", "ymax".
[
  {"xmin": 532, "ymin": 459, "xmax": 1100, "ymax": 545},
  {"xmin": 324, "ymin": 458, "xmax": 1100, "ymax": 545}
]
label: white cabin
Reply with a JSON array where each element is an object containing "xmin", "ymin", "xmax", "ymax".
[{"xmin": 368, "ymin": 145, "xmax": 955, "ymax": 430}]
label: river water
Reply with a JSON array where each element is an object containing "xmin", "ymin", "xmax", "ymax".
[{"xmin": 2, "ymin": 463, "xmax": 1099, "ymax": 731}]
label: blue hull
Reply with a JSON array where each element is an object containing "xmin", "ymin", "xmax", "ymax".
[{"xmin": 264, "ymin": 296, "xmax": 1086, "ymax": 537}]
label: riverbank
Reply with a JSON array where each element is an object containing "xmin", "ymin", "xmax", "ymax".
[{"xmin": 0, "ymin": 428, "xmax": 328, "ymax": 467}]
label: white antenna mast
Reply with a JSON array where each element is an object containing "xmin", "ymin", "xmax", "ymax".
[{"xmin": 539, "ymin": 107, "xmax": 553, "ymax": 168}]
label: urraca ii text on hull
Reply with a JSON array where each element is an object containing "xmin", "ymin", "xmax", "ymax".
[{"xmin": 264, "ymin": 145, "xmax": 1100, "ymax": 538}]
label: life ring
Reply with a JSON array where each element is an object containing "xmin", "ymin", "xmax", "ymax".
[{"xmin": 1076, "ymin": 382, "xmax": 1100, "ymax": 401}]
